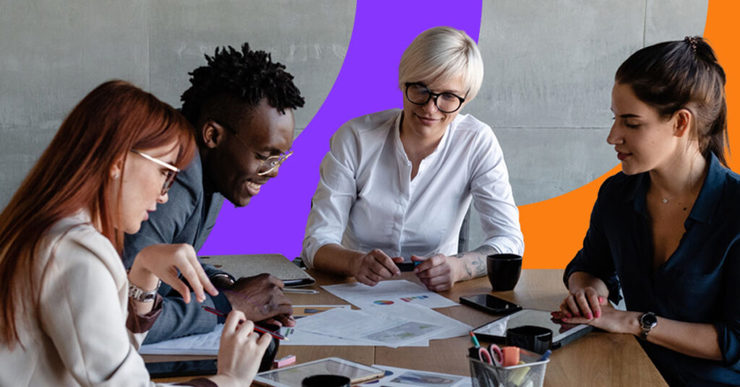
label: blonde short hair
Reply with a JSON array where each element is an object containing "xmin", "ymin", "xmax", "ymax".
[{"xmin": 398, "ymin": 26, "xmax": 484, "ymax": 102}]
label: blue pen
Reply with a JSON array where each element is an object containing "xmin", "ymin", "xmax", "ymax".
[{"xmin": 537, "ymin": 349, "xmax": 552, "ymax": 361}]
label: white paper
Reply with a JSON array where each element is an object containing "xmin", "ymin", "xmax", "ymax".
[
  {"xmin": 294, "ymin": 307, "xmax": 447, "ymax": 348},
  {"xmin": 368, "ymin": 302, "xmax": 472, "ymax": 342},
  {"xmin": 139, "ymin": 324, "xmax": 223, "ymax": 355},
  {"xmin": 322, "ymin": 280, "xmax": 458, "ymax": 309},
  {"xmin": 358, "ymin": 365, "xmax": 471, "ymax": 387},
  {"xmin": 279, "ymin": 326, "xmax": 378, "ymax": 346}
]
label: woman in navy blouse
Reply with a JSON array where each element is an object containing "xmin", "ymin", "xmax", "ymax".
[{"xmin": 559, "ymin": 37, "xmax": 739, "ymax": 386}]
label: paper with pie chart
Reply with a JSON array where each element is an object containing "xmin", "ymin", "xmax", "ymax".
[{"xmin": 322, "ymin": 280, "xmax": 458, "ymax": 309}]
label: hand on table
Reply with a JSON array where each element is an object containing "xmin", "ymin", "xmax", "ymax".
[
  {"xmin": 412, "ymin": 254, "xmax": 462, "ymax": 292},
  {"xmin": 559, "ymin": 285, "xmax": 607, "ymax": 320},
  {"xmin": 223, "ymin": 274, "xmax": 295, "ymax": 327},
  {"xmin": 553, "ymin": 304, "xmax": 640, "ymax": 335},
  {"xmin": 352, "ymin": 249, "xmax": 403, "ymax": 286},
  {"xmin": 130, "ymin": 243, "xmax": 218, "ymax": 303},
  {"xmin": 213, "ymin": 310, "xmax": 272, "ymax": 386}
]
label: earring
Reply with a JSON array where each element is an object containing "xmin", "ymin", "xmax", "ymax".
[{"xmin": 112, "ymin": 173, "xmax": 119, "ymax": 179}]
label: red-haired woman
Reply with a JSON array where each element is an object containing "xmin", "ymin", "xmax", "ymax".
[{"xmin": 0, "ymin": 80, "xmax": 270, "ymax": 386}]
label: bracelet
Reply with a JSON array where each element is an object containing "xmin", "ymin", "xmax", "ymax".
[{"xmin": 128, "ymin": 280, "xmax": 161, "ymax": 303}]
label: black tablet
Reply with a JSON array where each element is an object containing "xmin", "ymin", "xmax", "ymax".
[{"xmin": 472, "ymin": 309, "xmax": 593, "ymax": 349}]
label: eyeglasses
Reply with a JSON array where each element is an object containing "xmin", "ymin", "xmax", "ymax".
[
  {"xmin": 212, "ymin": 120, "xmax": 294, "ymax": 176},
  {"xmin": 404, "ymin": 82, "xmax": 466, "ymax": 113},
  {"xmin": 131, "ymin": 150, "xmax": 180, "ymax": 195}
]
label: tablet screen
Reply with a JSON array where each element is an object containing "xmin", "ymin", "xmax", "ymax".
[
  {"xmin": 472, "ymin": 309, "xmax": 591, "ymax": 345},
  {"xmin": 255, "ymin": 357, "xmax": 384, "ymax": 387}
]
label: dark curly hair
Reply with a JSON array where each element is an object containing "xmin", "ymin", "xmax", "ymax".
[{"xmin": 180, "ymin": 43, "xmax": 305, "ymax": 130}]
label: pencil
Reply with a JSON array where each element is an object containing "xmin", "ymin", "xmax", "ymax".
[
  {"xmin": 283, "ymin": 288, "xmax": 319, "ymax": 294},
  {"xmin": 201, "ymin": 305, "xmax": 288, "ymax": 340}
]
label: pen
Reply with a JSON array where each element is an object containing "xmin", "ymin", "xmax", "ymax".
[
  {"xmin": 469, "ymin": 331, "xmax": 481, "ymax": 348},
  {"xmin": 201, "ymin": 305, "xmax": 287, "ymax": 340},
  {"xmin": 537, "ymin": 349, "xmax": 552, "ymax": 361},
  {"xmin": 283, "ymin": 288, "xmax": 319, "ymax": 294}
]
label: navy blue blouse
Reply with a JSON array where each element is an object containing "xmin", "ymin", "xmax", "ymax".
[{"xmin": 565, "ymin": 154, "xmax": 740, "ymax": 386}]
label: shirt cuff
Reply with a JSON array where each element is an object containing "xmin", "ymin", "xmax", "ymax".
[
  {"xmin": 211, "ymin": 291, "xmax": 232, "ymax": 324},
  {"xmin": 126, "ymin": 293, "xmax": 163, "ymax": 333}
]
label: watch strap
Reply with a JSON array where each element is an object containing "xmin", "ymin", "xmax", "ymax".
[{"xmin": 128, "ymin": 280, "xmax": 161, "ymax": 303}]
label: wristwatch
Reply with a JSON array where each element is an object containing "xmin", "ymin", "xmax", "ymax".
[
  {"xmin": 639, "ymin": 312, "xmax": 658, "ymax": 339},
  {"xmin": 211, "ymin": 273, "xmax": 236, "ymax": 289},
  {"xmin": 128, "ymin": 280, "xmax": 160, "ymax": 303}
]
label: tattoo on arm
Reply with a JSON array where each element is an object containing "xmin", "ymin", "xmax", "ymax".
[{"xmin": 456, "ymin": 246, "xmax": 496, "ymax": 280}]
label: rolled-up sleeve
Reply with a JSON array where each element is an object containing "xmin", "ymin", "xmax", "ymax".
[
  {"xmin": 563, "ymin": 180, "xmax": 621, "ymax": 304},
  {"xmin": 469, "ymin": 127, "xmax": 524, "ymax": 256},
  {"xmin": 716, "ymin": 238, "xmax": 740, "ymax": 369},
  {"xmin": 302, "ymin": 125, "xmax": 360, "ymax": 267}
]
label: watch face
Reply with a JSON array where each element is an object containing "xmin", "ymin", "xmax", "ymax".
[{"xmin": 641, "ymin": 312, "xmax": 657, "ymax": 327}]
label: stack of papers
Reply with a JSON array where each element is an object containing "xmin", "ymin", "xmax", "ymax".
[
  {"xmin": 140, "ymin": 280, "xmax": 471, "ymax": 354},
  {"xmin": 284, "ymin": 302, "xmax": 470, "ymax": 347},
  {"xmin": 322, "ymin": 280, "xmax": 458, "ymax": 309}
]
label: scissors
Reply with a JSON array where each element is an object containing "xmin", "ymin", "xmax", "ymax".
[{"xmin": 477, "ymin": 344, "xmax": 504, "ymax": 366}]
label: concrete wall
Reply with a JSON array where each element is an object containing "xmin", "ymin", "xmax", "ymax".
[
  {"xmin": 0, "ymin": 0, "xmax": 355, "ymax": 208},
  {"xmin": 0, "ymin": 1, "xmax": 707, "ymax": 248},
  {"xmin": 465, "ymin": 0, "xmax": 707, "ymax": 248}
]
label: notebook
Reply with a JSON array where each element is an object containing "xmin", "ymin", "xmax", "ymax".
[{"xmin": 200, "ymin": 254, "xmax": 315, "ymax": 286}]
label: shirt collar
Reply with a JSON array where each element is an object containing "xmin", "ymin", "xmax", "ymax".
[
  {"xmin": 688, "ymin": 153, "xmax": 725, "ymax": 224},
  {"xmin": 631, "ymin": 153, "xmax": 725, "ymax": 223},
  {"xmin": 393, "ymin": 110, "xmax": 454, "ymax": 162}
]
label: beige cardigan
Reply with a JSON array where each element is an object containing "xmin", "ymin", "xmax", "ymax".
[{"xmin": 0, "ymin": 212, "xmax": 167, "ymax": 386}]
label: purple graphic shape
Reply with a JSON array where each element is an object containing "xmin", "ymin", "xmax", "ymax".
[{"xmin": 200, "ymin": 1, "xmax": 483, "ymax": 259}]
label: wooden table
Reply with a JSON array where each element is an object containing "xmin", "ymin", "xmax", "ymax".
[{"xmin": 149, "ymin": 269, "xmax": 667, "ymax": 386}]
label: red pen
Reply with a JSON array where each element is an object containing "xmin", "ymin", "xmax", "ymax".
[{"xmin": 201, "ymin": 305, "xmax": 287, "ymax": 341}]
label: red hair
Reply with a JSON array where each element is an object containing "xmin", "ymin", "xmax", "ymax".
[{"xmin": 0, "ymin": 80, "xmax": 196, "ymax": 346}]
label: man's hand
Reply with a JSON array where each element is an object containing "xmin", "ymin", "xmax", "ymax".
[{"xmin": 223, "ymin": 274, "xmax": 295, "ymax": 327}]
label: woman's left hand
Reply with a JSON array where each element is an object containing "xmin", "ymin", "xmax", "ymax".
[
  {"xmin": 129, "ymin": 243, "xmax": 219, "ymax": 304},
  {"xmin": 412, "ymin": 254, "xmax": 462, "ymax": 292},
  {"xmin": 558, "ymin": 305, "xmax": 640, "ymax": 335}
]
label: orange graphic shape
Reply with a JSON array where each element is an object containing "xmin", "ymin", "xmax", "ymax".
[{"xmin": 520, "ymin": 1, "xmax": 738, "ymax": 269}]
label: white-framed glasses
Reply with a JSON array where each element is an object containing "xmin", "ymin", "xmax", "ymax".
[
  {"xmin": 211, "ymin": 119, "xmax": 294, "ymax": 176},
  {"xmin": 131, "ymin": 149, "xmax": 180, "ymax": 195}
]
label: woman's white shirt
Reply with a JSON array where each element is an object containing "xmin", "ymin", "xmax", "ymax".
[{"xmin": 302, "ymin": 109, "xmax": 524, "ymax": 267}]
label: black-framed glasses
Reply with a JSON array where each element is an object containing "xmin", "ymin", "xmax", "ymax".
[
  {"xmin": 404, "ymin": 82, "xmax": 466, "ymax": 113},
  {"xmin": 131, "ymin": 150, "xmax": 180, "ymax": 195},
  {"xmin": 211, "ymin": 119, "xmax": 293, "ymax": 176}
]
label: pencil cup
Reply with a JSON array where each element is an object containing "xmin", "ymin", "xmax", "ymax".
[
  {"xmin": 469, "ymin": 348, "xmax": 549, "ymax": 387},
  {"xmin": 487, "ymin": 254, "xmax": 522, "ymax": 291}
]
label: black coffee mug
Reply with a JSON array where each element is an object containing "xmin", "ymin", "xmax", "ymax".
[
  {"xmin": 505, "ymin": 325, "xmax": 553, "ymax": 354},
  {"xmin": 302, "ymin": 375, "xmax": 351, "ymax": 387},
  {"xmin": 486, "ymin": 254, "xmax": 522, "ymax": 291}
]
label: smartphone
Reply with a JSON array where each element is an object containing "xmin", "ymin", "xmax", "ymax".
[
  {"xmin": 459, "ymin": 294, "xmax": 522, "ymax": 315},
  {"xmin": 395, "ymin": 261, "xmax": 422, "ymax": 272}
]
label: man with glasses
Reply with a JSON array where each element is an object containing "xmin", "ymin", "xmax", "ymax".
[
  {"xmin": 124, "ymin": 43, "xmax": 304, "ymax": 343},
  {"xmin": 302, "ymin": 27, "xmax": 523, "ymax": 292}
]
